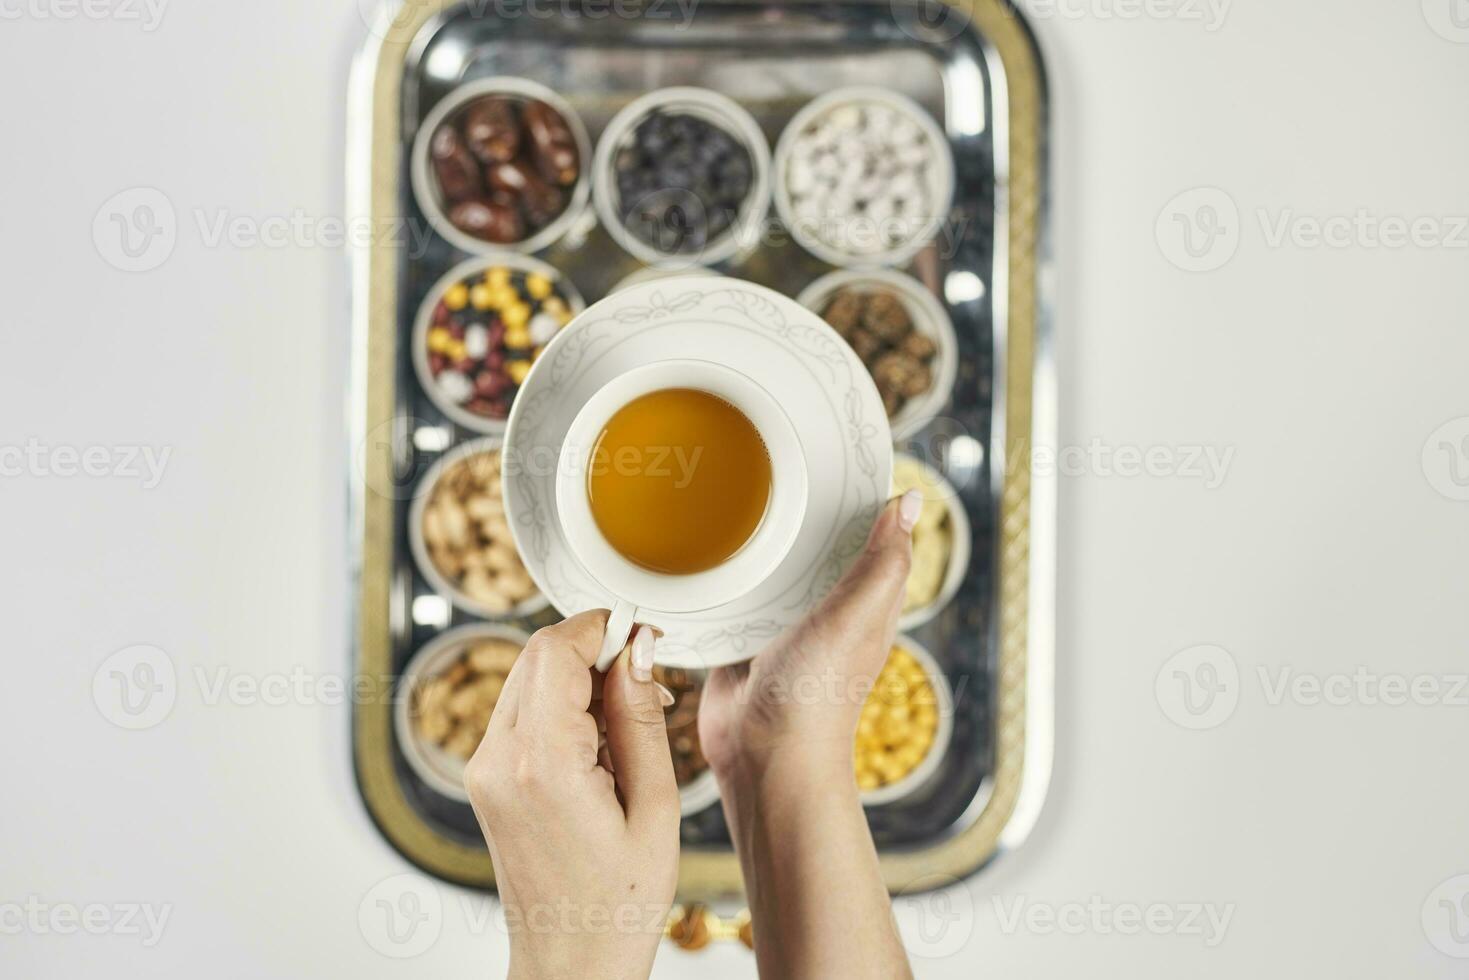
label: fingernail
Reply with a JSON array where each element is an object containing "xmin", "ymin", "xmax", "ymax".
[
  {"xmin": 898, "ymin": 489, "xmax": 923, "ymax": 532},
  {"xmin": 631, "ymin": 625, "xmax": 655, "ymax": 683},
  {"xmin": 655, "ymin": 682, "xmax": 675, "ymax": 707}
]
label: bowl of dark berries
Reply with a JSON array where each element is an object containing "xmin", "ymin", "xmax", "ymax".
[
  {"xmin": 411, "ymin": 77, "xmax": 591, "ymax": 255},
  {"xmin": 799, "ymin": 268, "xmax": 958, "ymax": 440},
  {"xmin": 413, "ymin": 255, "xmax": 584, "ymax": 433},
  {"xmin": 593, "ymin": 87, "xmax": 771, "ymax": 267}
]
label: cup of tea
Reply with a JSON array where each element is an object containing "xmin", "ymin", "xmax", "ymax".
[{"xmin": 555, "ymin": 359, "xmax": 809, "ymax": 670}]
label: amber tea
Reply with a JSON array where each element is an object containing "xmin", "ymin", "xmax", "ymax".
[{"xmin": 587, "ymin": 388, "xmax": 772, "ymax": 575}]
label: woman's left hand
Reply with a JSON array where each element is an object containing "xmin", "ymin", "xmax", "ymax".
[{"xmin": 465, "ymin": 611, "xmax": 680, "ymax": 980}]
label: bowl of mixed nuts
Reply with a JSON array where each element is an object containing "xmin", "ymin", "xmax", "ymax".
[
  {"xmin": 799, "ymin": 268, "xmax": 958, "ymax": 440},
  {"xmin": 409, "ymin": 437, "xmax": 549, "ymax": 620},
  {"xmin": 892, "ymin": 453, "xmax": 972, "ymax": 631},
  {"xmin": 856, "ymin": 636, "xmax": 954, "ymax": 806},
  {"xmin": 411, "ymin": 76, "xmax": 592, "ymax": 255},
  {"xmin": 395, "ymin": 623, "xmax": 529, "ymax": 802}
]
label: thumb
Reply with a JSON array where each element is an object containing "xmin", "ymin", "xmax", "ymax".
[
  {"xmin": 602, "ymin": 625, "xmax": 680, "ymax": 834},
  {"xmin": 810, "ymin": 489, "xmax": 921, "ymax": 653}
]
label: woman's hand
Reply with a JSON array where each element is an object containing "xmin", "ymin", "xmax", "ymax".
[
  {"xmin": 699, "ymin": 490, "xmax": 922, "ymax": 787},
  {"xmin": 465, "ymin": 612, "xmax": 680, "ymax": 980},
  {"xmin": 697, "ymin": 491, "xmax": 922, "ymax": 980}
]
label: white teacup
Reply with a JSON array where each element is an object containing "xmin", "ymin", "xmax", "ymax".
[{"xmin": 555, "ymin": 359, "xmax": 809, "ymax": 670}]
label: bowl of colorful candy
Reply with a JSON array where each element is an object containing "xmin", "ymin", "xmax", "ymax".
[{"xmin": 412, "ymin": 255, "xmax": 584, "ymax": 434}]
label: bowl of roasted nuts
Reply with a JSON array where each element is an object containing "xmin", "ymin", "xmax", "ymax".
[
  {"xmin": 412, "ymin": 255, "xmax": 584, "ymax": 434},
  {"xmin": 409, "ymin": 437, "xmax": 549, "ymax": 619},
  {"xmin": 593, "ymin": 87, "xmax": 771, "ymax": 268},
  {"xmin": 395, "ymin": 623, "xmax": 528, "ymax": 802},
  {"xmin": 411, "ymin": 76, "xmax": 592, "ymax": 255},
  {"xmin": 856, "ymin": 636, "xmax": 954, "ymax": 806},
  {"xmin": 892, "ymin": 453, "xmax": 971, "ymax": 630},
  {"xmin": 799, "ymin": 268, "xmax": 957, "ymax": 439},
  {"xmin": 773, "ymin": 86, "xmax": 954, "ymax": 268},
  {"xmin": 654, "ymin": 666, "xmax": 721, "ymax": 817}
]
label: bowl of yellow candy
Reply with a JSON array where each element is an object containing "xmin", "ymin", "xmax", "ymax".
[{"xmin": 855, "ymin": 636, "xmax": 954, "ymax": 805}]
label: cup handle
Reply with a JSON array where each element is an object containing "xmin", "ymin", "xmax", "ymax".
[{"xmin": 595, "ymin": 600, "xmax": 638, "ymax": 673}]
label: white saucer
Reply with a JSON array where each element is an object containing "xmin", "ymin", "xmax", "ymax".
[{"xmin": 502, "ymin": 276, "xmax": 893, "ymax": 670}]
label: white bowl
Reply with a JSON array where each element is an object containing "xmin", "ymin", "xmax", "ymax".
[
  {"xmin": 592, "ymin": 87, "xmax": 771, "ymax": 268},
  {"xmin": 411, "ymin": 76, "xmax": 592, "ymax": 256},
  {"xmin": 773, "ymin": 86, "xmax": 955, "ymax": 269},
  {"xmin": 796, "ymin": 267, "xmax": 958, "ymax": 440},
  {"xmin": 411, "ymin": 254, "xmax": 586, "ymax": 436},
  {"xmin": 407, "ymin": 434, "xmax": 552, "ymax": 620},
  {"xmin": 395, "ymin": 622, "xmax": 531, "ymax": 803},
  {"xmin": 891, "ymin": 452, "xmax": 972, "ymax": 631},
  {"xmin": 860, "ymin": 634, "xmax": 955, "ymax": 807}
]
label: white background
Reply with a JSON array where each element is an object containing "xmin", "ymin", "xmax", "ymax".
[{"xmin": 2, "ymin": 1, "xmax": 1467, "ymax": 977}]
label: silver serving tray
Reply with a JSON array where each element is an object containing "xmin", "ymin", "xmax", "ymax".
[{"xmin": 348, "ymin": 0, "xmax": 1053, "ymax": 900}]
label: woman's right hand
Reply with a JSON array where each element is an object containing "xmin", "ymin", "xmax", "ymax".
[
  {"xmin": 698, "ymin": 490, "xmax": 922, "ymax": 787},
  {"xmin": 697, "ymin": 492, "xmax": 921, "ymax": 980}
]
